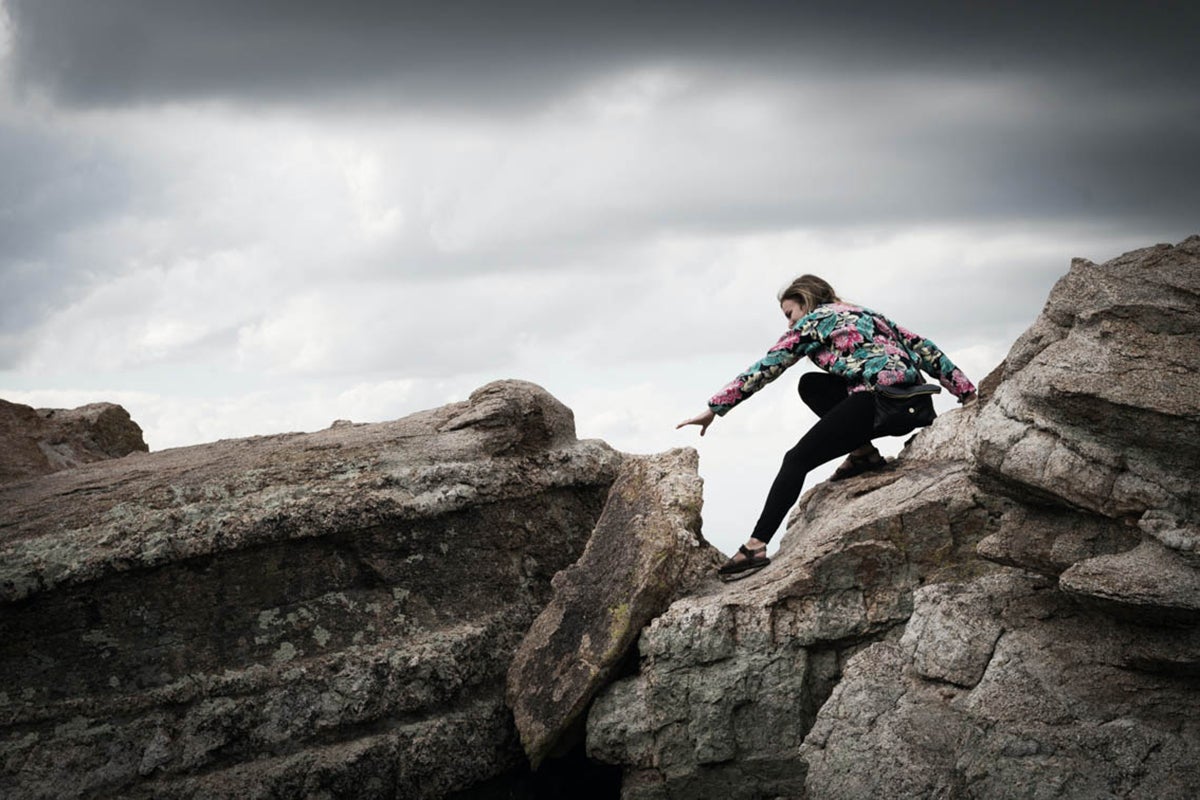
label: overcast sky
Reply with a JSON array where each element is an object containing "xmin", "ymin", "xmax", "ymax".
[{"xmin": 2, "ymin": 1, "xmax": 1197, "ymax": 555}]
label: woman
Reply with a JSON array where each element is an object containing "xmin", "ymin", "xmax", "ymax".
[{"xmin": 677, "ymin": 275, "xmax": 976, "ymax": 580}]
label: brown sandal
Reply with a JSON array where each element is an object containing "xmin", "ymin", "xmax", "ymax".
[
  {"xmin": 829, "ymin": 450, "xmax": 890, "ymax": 482},
  {"xmin": 718, "ymin": 545, "xmax": 770, "ymax": 581}
]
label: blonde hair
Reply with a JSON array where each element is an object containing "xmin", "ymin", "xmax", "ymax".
[{"xmin": 778, "ymin": 275, "xmax": 840, "ymax": 312}]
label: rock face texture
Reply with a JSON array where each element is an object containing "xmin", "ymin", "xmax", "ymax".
[
  {"xmin": 3, "ymin": 237, "xmax": 1196, "ymax": 800},
  {"xmin": 0, "ymin": 381, "xmax": 627, "ymax": 799},
  {"xmin": 588, "ymin": 236, "xmax": 1200, "ymax": 799},
  {"xmin": 587, "ymin": 445, "xmax": 999, "ymax": 799},
  {"xmin": 0, "ymin": 399, "xmax": 148, "ymax": 484},
  {"xmin": 507, "ymin": 448, "xmax": 723, "ymax": 768}
]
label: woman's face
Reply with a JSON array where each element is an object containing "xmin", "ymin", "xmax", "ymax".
[{"xmin": 781, "ymin": 298, "xmax": 807, "ymax": 327}]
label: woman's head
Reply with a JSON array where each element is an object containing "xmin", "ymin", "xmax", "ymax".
[{"xmin": 779, "ymin": 275, "xmax": 839, "ymax": 325}]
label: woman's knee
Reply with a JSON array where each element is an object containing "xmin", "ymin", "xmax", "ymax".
[
  {"xmin": 798, "ymin": 372, "xmax": 848, "ymax": 414},
  {"xmin": 781, "ymin": 443, "xmax": 816, "ymax": 473},
  {"xmin": 797, "ymin": 371, "xmax": 824, "ymax": 398}
]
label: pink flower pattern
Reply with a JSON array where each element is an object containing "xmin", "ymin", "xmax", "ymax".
[{"xmin": 708, "ymin": 302, "xmax": 976, "ymax": 415}]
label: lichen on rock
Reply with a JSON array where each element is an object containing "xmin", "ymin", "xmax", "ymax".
[
  {"xmin": 506, "ymin": 448, "xmax": 723, "ymax": 768},
  {"xmin": 0, "ymin": 380, "xmax": 625, "ymax": 799}
]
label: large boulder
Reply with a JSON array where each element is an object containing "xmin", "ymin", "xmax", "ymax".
[
  {"xmin": 587, "ymin": 235, "xmax": 1200, "ymax": 799},
  {"xmin": 973, "ymin": 236, "xmax": 1200, "ymax": 520},
  {"xmin": 0, "ymin": 399, "xmax": 148, "ymax": 484},
  {"xmin": 801, "ymin": 572, "xmax": 1200, "ymax": 799},
  {"xmin": 587, "ymin": 450, "xmax": 1002, "ymax": 799},
  {"xmin": 506, "ymin": 448, "xmax": 723, "ymax": 768},
  {"xmin": 0, "ymin": 380, "xmax": 624, "ymax": 799}
]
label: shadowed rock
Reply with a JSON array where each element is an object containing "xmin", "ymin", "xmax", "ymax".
[
  {"xmin": 0, "ymin": 380, "xmax": 624, "ymax": 800},
  {"xmin": 801, "ymin": 572, "xmax": 1200, "ymax": 799},
  {"xmin": 0, "ymin": 399, "xmax": 147, "ymax": 484},
  {"xmin": 506, "ymin": 448, "xmax": 722, "ymax": 768}
]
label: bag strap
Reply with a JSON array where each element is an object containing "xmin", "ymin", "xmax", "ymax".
[{"xmin": 875, "ymin": 383, "xmax": 942, "ymax": 400}]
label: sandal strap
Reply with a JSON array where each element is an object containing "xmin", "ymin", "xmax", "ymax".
[{"xmin": 738, "ymin": 544, "xmax": 764, "ymax": 558}]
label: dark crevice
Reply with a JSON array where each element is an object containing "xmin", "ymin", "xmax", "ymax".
[
  {"xmin": 448, "ymin": 739, "xmax": 622, "ymax": 800},
  {"xmin": 799, "ymin": 623, "xmax": 905, "ymax": 743}
]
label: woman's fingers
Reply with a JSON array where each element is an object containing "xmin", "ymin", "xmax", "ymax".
[{"xmin": 676, "ymin": 411, "xmax": 715, "ymax": 433}]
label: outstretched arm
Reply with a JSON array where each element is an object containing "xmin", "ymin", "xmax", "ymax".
[
  {"xmin": 706, "ymin": 324, "xmax": 821, "ymax": 417},
  {"xmin": 676, "ymin": 409, "xmax": 716, "ymax": 436}
]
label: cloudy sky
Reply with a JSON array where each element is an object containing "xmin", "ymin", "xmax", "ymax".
[{"xmin": 2, "ymin": 1, "xmax": 1196, "ymax": 554}]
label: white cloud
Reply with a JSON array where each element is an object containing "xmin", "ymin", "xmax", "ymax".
[{"xmin": 3, "ymin": 16, "xmax": 1195, "ymax": 563}]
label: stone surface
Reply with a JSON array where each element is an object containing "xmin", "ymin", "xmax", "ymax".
[
  {"xmin": 1060, "ymin": 539, "xmax": 1200, "ymax": 620},
  {"xmin": 0, "ymin": 398, "xmax": 148, "ymax": 484},
  {"xmin": 506, "ymin": 448, "xmax": 722, "ymax": 768},
  {"xmin": 972, "ymin": 235, "xmax": 1200, "ymax": 520},
  {"xmin": 975, "ymin": 504, "xmax": 1139, "ymax": 577},
  {"xmin": 587, "ymin": 236, "xmax": 1200, "ymax": 800},
  {"xmin": 801, "ymin": 572, "xmax": 1200, "ymax": 800},
  {"xmin": 586, "ymin": 452, "xmax": 1002, "ymax": 799},
  {"xmin": 0, "ymin": 380, "xmax": 625, "ymax": 799}
]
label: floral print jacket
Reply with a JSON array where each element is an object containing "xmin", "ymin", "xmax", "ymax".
[{"xmin": 708, "ymin": 302, "xmax": 976, "ymax": 416}]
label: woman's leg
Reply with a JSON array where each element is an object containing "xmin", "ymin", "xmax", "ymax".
[
  {"xmin": 748, "ymin": 391, "xmax": 877, "ymax": 545},
  {"xmin": 799, "ymin": 373, "xmax": 883, "ymax": 482},
  {"xmin": 798, "ymin": 372, "xmax": 850, "ymax": 417}
]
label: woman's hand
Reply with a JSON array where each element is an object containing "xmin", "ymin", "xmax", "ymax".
[
  {"xmin": 960, "ymin": 391, "xmax": 978, "ymax": 405},
  {"xmin": 676, "ymin": 409, "xmax": 716, "ymax": 436}
]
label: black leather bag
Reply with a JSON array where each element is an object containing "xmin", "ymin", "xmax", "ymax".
[{"xmin": 872, "ymin": 383, "xmax": 941, "ymax": 437}]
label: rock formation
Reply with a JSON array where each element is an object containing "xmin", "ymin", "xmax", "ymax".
[
  {"xmin": 588, "ymin": 235, "xmax": 1200, "ymax": 799},
  {"xmin": 0, "ymin": 381, "xmax": 627, "ymax": 799},
  {"xmin": 3, "ymin": 235, "xmax": 1197, "ymax": 800},
  {"xmin": 0, "ymin": 399, "xmax": 147, "ymax": 484},
  {"xmin": 507, "ymin": 448, "xmax": 723, "ymax": 769}
]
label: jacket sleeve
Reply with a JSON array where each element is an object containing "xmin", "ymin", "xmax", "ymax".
[
  {"xmin": 708, "ymin": 326, "xmax": 820, "ymax": 416},
  {"xmin": 894, "ymin": 323, "xmax": 976, "ymax": 400}
]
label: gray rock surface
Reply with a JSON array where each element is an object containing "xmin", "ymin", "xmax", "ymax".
[
  {"xmin": 587, "ymin": 236, "xmax": 1200, "ymax": 799},
  {"xmin": 3, "ymin": 236, "xmax": 1197, "ymax": 799},
  {"xmin": 586, "ymin": 455, "xmax": 1003, "ymax": 799},
  {"xmin": 506, "ymin": 448, "xmax": 723, "ymax": 768},
  {"xmin": 973, "ymin": 236, "xmax": 1200, "ymax": 520},
  {"xmin": 0, "ymin": 380, "xmax": 625, "ymax": 799},
  {"xmin": 801, "ymin": 572, "xmax": 1200, "ymax": 800},
  {"xmin": 0, "ymin": 398, "xmax": 148, "ymax": 484}
]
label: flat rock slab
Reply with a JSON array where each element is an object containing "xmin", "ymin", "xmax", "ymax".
[
  {"xmin": 0, "ymin": 380, "xmax": 625, "ymax": 800},
  {"xmin": 1061, "ymin": 539, "xmax": 1200, "ymax": 621},
  {"xmin": 506, "ymin": 448, "xmax": 721, "ymax": 768}
]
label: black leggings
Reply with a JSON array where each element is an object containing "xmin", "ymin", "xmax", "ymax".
[{"xmin": 749, "ymin": 373, "xmax": 877, "ymax": 544}]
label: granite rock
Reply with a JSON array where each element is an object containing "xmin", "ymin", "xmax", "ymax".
[
  {"xmin": 0, "ymin": 399, "xmax": 148, "ymax": 484},
  {"xmin": 0, "ymin": 380, "xmax": 624, "ymax": 799},
  {"xmin": 586, "ymin": 453, "xmax": 1001, "ymax": 799},
  {"xmin": 506, "ymin": 448, "xmax": 722, "ymax": 768},
  {"xmin": 972, "ymin": 235, "xmax": 1200, "ymax": 520},
  {"xmin": 587, "ymin": 236, "xmax": 1200, "ymax": 800},
  {"xmin": 801, "ymin": 572, "xmax": 1200, "ymax": 800}
]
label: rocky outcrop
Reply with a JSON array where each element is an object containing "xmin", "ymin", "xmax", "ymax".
[
  {"xmin": 4, "ymin": 237, "xmax": 1197, "ymax": 800},
  {"xmin": 974, "ymin": 238, "xmax": 1200, "ymax": 522},
  {"xmin": 0, "ymin": 399, "xmax": 147, "ymax": 484},
  {"xmin": 587, "ymin": 235, "xmax": 1200, "ymax": 799},
  {"xmin": 801, "ymin": 572, "xmax": 1200, "ymax": 799},
  {"xmin": 507, "ymin": 448, "xmax": 723, "ymax": 768},
  {"xmin": 0, "ymin": 380, "xmax": 626, "ymax": 799},
  {"xmin": 587, "ymin": 445, "xmax": 1002, "ymax": 799}
]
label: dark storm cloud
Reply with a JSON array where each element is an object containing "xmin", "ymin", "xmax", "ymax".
[
  {"xmin": 6, "ymin": 0, "xmax": 1198, "ymax": 110},
  {"xmin": 0, "ymin": 124, "xmax": 147, "ymax": 357}
]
